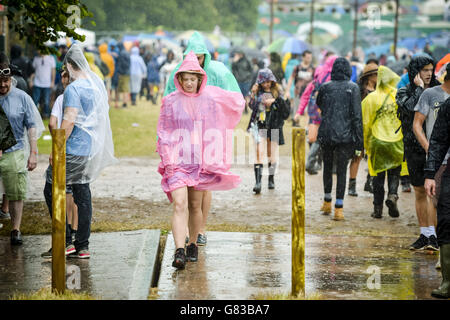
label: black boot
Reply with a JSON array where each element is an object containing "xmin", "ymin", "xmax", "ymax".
[
  {"xmin": 385, "ymin": 194, "xmax": 399, "ymax": 217},
  {"xmin": 348, "ymin": 178, "xmax": 358, "ymax": 197},
  {"xmin": 268, "ymin": 162, "xmax": 276, "ymax": 189},
  {"xmin": 371, "ymin": 204, "xmax": 383, "ymax": 219},
  {"xmin": 306, "ymin": 142, "xmax": 320, "ymax": 175},
  {"xmin": 432, "ymin": 244, "xmax": 450, "ymax": 299},
  {"xmin": 253, "ymin": 164, "xmax": 263, "ymax": 194},
  {"xmin": 364, "ymin": 174, "xmax": 373, "ymax": 193}
]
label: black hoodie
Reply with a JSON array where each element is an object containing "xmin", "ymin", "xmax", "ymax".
[
  {"xmin": 396, "ymin": 55, "xmax": 441, "ymax": 153},
  {"xmin": 316, "ymin": 57, "xmax": 363, "ymax": 150}
]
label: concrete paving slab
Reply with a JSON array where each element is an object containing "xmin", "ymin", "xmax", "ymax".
[
  {"xmin": 157, "ymin": 231, "xmax": 442, "ymax": 300},
  {"xmin": 0, "ymin": 229, "xmax": 160, "ymax": 300}
]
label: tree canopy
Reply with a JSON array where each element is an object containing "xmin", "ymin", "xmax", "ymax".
[
  {"xmin": 3, "ymin": 0, "xmax": 93, "ymax": 54},
  {"xmin": 80, "ymin": 0, "xmax": 261, "ymax": 33}
]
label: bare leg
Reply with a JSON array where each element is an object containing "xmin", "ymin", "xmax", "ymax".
[
  {"xmin": 256, "ymin": 137, "xmax": 267, "ymax": 164},
  {"xmin": 115, "ymin": 89, "xmax": 120, "ymax": 108},
  {"xmin": 171, "ymin": 187, "xmax": 189, "ymax": 249},
  {"xmin": 427, "ymin": 197, "xmax": 437, "ymax": 228},
  {"xmin": 1, "ymin": 194, "xmax": 8, "ymax": 212},
  {"xmin": 9, "ymin": 200, "xmax": 23, "ymax": 231},
  {"xmin": 349, "ymin": 155, "xmax": 362, "ymax": 179},
  {"xmin": 187, "ymin": 188, "xmax": 203, "ymax": 246},
  {"xmin": 414, "ymin": 186, "xmax": 429, "ymax": 227},
  {"xmin": 199, "ymin": 191, "xmax": 211, "ymax": 236}
]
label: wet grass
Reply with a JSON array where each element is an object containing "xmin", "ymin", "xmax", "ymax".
[
  {"xmin": 0, "ymin": 200, "xmax": 287, "ymax": 236},
  {"xmin": 11, "ymin": 287, "xmax": 98, "ymax": 300},
  {"xmin": 37, "ymin": 98, "xmax": 296, "ymax": 158}
]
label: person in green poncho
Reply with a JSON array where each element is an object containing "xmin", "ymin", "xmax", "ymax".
[
  {"xmin": 163, "ymin": 31, "xmax": 241, "ymax": 246},
  {"xmin": 362, "ymin": 66, "xmax": 403, "ymax": 219},
  {"xmin": 164, "ymin": 31, "xmax": 240, "ymax": 96}
]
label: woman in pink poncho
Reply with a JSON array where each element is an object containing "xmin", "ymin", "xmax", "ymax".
[{"xmin": 157, "ymin": 51, "xmax": 245, "ymax": 269}]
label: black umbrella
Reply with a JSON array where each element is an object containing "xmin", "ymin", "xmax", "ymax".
[
  {"xmin": 230, "ymin": 46, "xmax": 267, "ymax": 61},
  {"xmin": 387, "ymin": 60, "xmax": 409, "ymax": 76}
]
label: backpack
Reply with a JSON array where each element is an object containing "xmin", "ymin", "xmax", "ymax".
[
  {"xmin": 99, "ymin": 61, "xmax": 110, "ymax": 77},
  {"xmin": 308, "ymin": 72, "xmax": 330, "ymax": 113}
]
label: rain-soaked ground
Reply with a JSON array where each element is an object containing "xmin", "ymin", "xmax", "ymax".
[
  {"xmin": 157, "ymin": 232, "xmax": 440, "ymax": 300},
  {"xmin": 0, "ymin": 154, "xmax": 444, "ymax": 299}
]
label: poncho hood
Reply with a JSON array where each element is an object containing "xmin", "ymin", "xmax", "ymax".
[
  {"xmin": 174, "ymin": 51, "xmax": 207, "ymax": 97},
  {"xmin": 98, "ymin": 43, "xmax": 108, "ymax": 54},
  {"xmin": 131, "ymin": 46, "xmax": 140, "ymax": 56},
  {"xmin": 376, "ymin": 65, "xmax": 400, "ymax": 93},
  {"xmin": 331, "ymin": 57, "xmax": 352, "ymax": 81},
  {"xmin": 407, "ymin": 54, "xmax": 436, "ymax": 89},
  {"xmin": 183, "ymin": 31, "xmax": 211, "ymax": 71}
]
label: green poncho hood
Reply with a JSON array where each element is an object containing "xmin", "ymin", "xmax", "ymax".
[
  {"xmin": 183, "ymin": 31, "xmax": 211, "ymax": 70},
  {"xmin": 164, "ymin": 31, "xmax": 240, "ymax": 96}
]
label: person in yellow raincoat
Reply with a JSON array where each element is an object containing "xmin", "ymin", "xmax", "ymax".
[
  {"xmin": 84, "ymin": 52, "xmax": 104, "ymax": 81},
  {"xmin": 362, "ymin": 66, "xmax": 403, "ymax": 219}
]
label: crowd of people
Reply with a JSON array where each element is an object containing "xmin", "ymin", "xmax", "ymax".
[{"xmin": 0, "ymin": 31, "xmax": 449, "ymax": 298}]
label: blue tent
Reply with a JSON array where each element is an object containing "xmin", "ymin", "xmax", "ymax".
[{"xmin": 364, "ymin": 43, "xmax": 392, "ymax": 57}]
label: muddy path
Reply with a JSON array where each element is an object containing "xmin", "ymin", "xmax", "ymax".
[{"xmin": 20, "ymin": 155, "xmax": 419, "ymax": 241}]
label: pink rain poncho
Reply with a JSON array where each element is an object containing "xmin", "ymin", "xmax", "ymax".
[{"xmin": 157, "ymin": 51, "xmax": 245, "ymax": 202}]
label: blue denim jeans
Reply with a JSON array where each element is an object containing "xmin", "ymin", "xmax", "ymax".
[
  {"xmin": 44, "ymin": 182, "xmax": 92, "ymax": 251},
  {"xmin": 32, "ymin": 86, "xmax": 51, "ymax": 117}
]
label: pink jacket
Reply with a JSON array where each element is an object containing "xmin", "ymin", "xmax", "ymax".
[{"xmin": 296, "ymin": 55, "xmax": 338, "ymax": 115}]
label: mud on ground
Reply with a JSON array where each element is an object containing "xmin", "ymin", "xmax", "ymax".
[{"xmin": 3, "ymin": 154, "xmax": 419, "ymax": 243}]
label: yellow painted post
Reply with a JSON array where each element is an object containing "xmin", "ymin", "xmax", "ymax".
[
  {"xmin": 52, "ymin": 129, "xmax": 66, "ymax": 294},
  {"xmin": 292, "ymin": 128, "xmax": 305, "ymax": 297}
]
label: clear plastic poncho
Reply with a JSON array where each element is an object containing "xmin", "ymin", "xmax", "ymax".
[{"xmin": 62, "ymin": 44, "xmax": 118, "ymax": 184}]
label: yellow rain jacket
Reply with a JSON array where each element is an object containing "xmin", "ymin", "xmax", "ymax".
[
  {"xmin": 362, "ymin": 66, "xmax": 404, "ymax": 176},
  {"xmin": 84, "ymin": 52, "xmax": 104, "ymax": 81}
]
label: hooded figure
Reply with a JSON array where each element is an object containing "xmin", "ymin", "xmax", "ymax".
[
  {"xmin": 362, "ymin": 66, "xmax": 402, "ymax": 176},
  {"xmin": 157, "ymin": 51, "xmax": 245, "ymax": 202},
  {"xmin": 62, "ymin": 44, "xmax": 117, "ymax": 184},
  {"xmin": 98, "ymin": 43, "xmax": 115, "ymax": 79},
  {"xmin": 163, "ymin": 31, "xmax": 240, "ymax": 96},
  {"xmin": 41, "ymin": 44, "xmax": 117, "ymax": 257},
  {"xmin": 317, "ymin": 57, "xmax": 363, "ymax": 149},
  {"xmin": 396, "ymin": 54, "xmax": 441, "ymax": 154},
  {"xmin": 315, "ymin": 57, "xmax": 363, "ymax": 221},
  {"xmin": 129, "ymin": 46, "xmax": 147, "ymax": 103},
  {"xmin": 84, "ymin": 52, "xmax": 104, "ymax": 80}
]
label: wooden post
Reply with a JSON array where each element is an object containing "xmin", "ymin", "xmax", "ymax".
[
  {"xmin": 292, "ymin": 128, "xmax": 305, "ymax": 297},
  {"xmin": 308, "ymin": 0, "xmax": 315, "ymax": 45},
  {"xmin": 393, "ymin": 0, "xmax": 399, "ymax": 60},
  {"xmin": 352, "ymin": 0, "xmax": 358, "ymax": 57},
  {"xmin": 269, "ymin": 0, "xmax": 274, "ymax": 44},
  {"xmin": 52, "ymin": 129, "xmax": 66, "ymax": 294}
]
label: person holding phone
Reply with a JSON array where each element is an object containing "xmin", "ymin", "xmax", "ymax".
[{"xmin": 396, "ymin": 55, "xmax": 441, "ymax": 251}]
